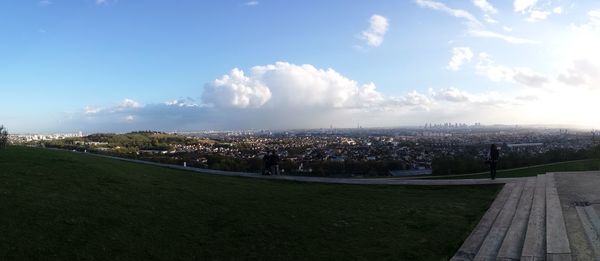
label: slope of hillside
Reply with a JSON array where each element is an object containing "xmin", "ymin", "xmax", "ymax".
[{"xmin": 0, "ymin": 146, "xmax": 499, "ymax": 260}]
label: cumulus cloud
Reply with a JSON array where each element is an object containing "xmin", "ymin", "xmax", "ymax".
[
  {"xmin": 391, "ymin": 91, "xmax": 434, "ymax": 109},
  {"xmin": 473, "ymin": 0, "xmax": 497, "ymax": 14},
  {"xmin": 556, "ymin": 11, "xmax": 600, "ymax": 89},
  {"xmin": 360, "ymin": 14, "xmax": 389, "ymax": 47},
  {"xmin": 203, "ymin": 62, "xmax": 398, "ymax": 110},
  {"xmin": 433, "ymin": 87, "xmax": 473, "ymax": 102},
  {"xmin": 202, "ymin": 68, "xmax": 271, "ymax": 108},
  {"xmin": 117, "ymin": 99, "xmax": 143, "ymax": 110},
  {"xmin": 557, "ymin": 60, "xmax": 599, "ymax": 87},
  {"xmin": 476, "ymin": 53, "xmax": 549, "ymax": 87},
  {"xmin": 69, "ymin": 61, "xmax": 527, "ymax": 131},
  {"xmin": 447, "ymin": 47, "xmax": 474, "ymax": 71},
  {"xmin": 431, "ymin": 87, "xmax": 507, "ymax": 105},
  {"xmin": 512, "ymin": 68, "xmax": 549, "ymax": 87}
]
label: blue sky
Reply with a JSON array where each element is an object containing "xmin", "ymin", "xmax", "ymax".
[{"xmin": 1, "ymin": 0, "xmax": 600, "ymax": 133}]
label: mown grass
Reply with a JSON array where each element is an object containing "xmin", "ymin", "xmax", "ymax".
[
  {"xmin": 434, "ymin": 159, "xmax": 600, "ymax": 180},
  {"xmin": 0, "ymin": 146, "xmax": 500, "ymax": 260}
]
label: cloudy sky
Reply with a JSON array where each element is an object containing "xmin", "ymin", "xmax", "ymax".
[{"xmin": 1, "ymin": 0, "xmax": 600, "ymax": 133}]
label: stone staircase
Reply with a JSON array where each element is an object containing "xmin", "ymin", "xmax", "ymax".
[{"xmin": 451, "ymin": 173, "xmax": 576, "ymax": 261}]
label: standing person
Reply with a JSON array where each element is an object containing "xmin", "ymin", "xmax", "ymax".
[
  {"xmin": 263, "ymin": 152, "xmax": 272, "ymax": 175},
  {"xmin": 489, "ymin": 144, "xmax": 500, "ymax": 180},
  {"xmin": 271, "ymin": 150, "xmax": 280, "ymax": 176}
]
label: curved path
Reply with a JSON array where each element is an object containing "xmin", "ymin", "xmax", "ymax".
[{"xmin": 58, "ymin": 148, "xmax": 524, "ymax": 185}]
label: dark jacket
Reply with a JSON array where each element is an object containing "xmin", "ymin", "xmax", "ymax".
[{"xmin": 490, "ymin": 146, "xmax": 500, "ymax": 161}]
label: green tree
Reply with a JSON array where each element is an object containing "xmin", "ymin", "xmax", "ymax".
[{"xmin": 0, "ymin": 125, "xmax": 8, "ymax": 149}]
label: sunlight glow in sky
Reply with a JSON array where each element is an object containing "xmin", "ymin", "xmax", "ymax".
[{"xmin": 1, "ymin": 0, "xmax": 599, "ymax": 132}]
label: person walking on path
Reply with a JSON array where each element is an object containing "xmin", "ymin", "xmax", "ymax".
[{"xmin": 488, "ymin": 144, "xmax": 500, "ymax": 180}]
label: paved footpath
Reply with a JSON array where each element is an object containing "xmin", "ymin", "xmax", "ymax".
[
  {"xmin": 554, "ymin": 171, "xmax": 600, "ymax": 261},
  {"xmin": 59, "ymin": 149, "xmax": 522, "ymax": 186}
]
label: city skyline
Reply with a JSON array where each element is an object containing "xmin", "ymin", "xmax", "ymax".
[{"xmin": 2, "ymin": 0, "xmax": 600, "ymax": 132}]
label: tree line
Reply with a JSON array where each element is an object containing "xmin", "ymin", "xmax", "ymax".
[
  {"xmin": 0, "ymin": 125, "xmax": 8, "ymax": 149},
  {"xmin": 431, "ymin": 145, "xmax": 600, "ymax": 175}
]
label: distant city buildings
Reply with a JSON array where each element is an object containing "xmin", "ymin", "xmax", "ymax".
[
  {"xmin": 12, "ymin": 126, "xmax": 599, "ymax": 175},
  {"xmin": 9, "ymin": 132, "xmax": 83, "ymax": 143}
]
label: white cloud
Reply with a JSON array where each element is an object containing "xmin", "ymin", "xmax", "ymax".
[
  {"xmin": 473, "ymin": 0, "xmax": 497, "ymax": 14},
  {"xmin": 433, "ymin": 87, "xmax": 501, "ymax": 104},
  {"xmin": 558, "ymin": 10, "xmax": 600, "ymax": 89},
  {"xmin": 118, "ymin": 99, "xmax": 143, "ymax": 110},
  {"xmin": 447, "ymin": 47, "xmax": 474, "ymax": 71},
  {"xmin": 38, "ymin": 0, "xmax": 52, "ymax": 6},
  {"xmin": 527, "ymin": 10, "xmax": 551, "ymax": 22},
  {"xmin": 164, "ymin": 98, "xmax": 200, "ymax": 108},
  {"xmin": 468, "ymin": 30, "xmax": 538, "ymax": 44},
  {"xmin": 202, "ymin": 68, "xmax": 271, "ymax": 108},
  {"xmin": 416, "ymin": 0, "xmax": 541, "ymax": 45},
  {"xmin": 512, "ymin": 68, "xmax": 550, "ymax": 87},
  {"xmin": 434, "ymin": 87, "xmax": 473, "ymax": 102},
  {"xmin": 244, "ymin": 1, "xmax": 259, "ymax": 6},
  {"xmin": 96, "ymin": 0, "xmax": 107, "ymax": 5},
  {"xmin": 204, "ymin": 62, "xmax": 409, "ymax": 110},
  {"xmin": 483, "ymin": 14, "xmax": 499, "ymax": 24},
  {"xmin": 476, "ymin": 53, "xmax": 549, "ymax": 87},
  {"xmin": 476, "ymin": 53, "xmax": 514, "ymax": 81},
  {"xmin": 553, "ymin": 7, "xmax": 563, "ymax": 14},
  {"xmin": 415, "ymin": 0, "xmax": 482, "ymax": 28},
  {"xmin": 73, "ymin": 79, "xmax": 527, "ymax": 132},
  {"xmin": 393, "ymin": 91, "xmax": 434, "ymax": 109},
  {"xmin": 557, "ymin": 60, "xmax": 599, "ymax": 87},
  {"xmin": 84, "ymin": 106, "xmax": 102, "ymax": 114},
  {"xmin": 360, "ymin": 14, "xmax": 389, "ymax": 47},
  {"xmin": 514, "ymin": 0, "xmax": 538, "ymax": 13}
]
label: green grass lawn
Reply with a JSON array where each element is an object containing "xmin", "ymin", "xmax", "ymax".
[
  {"xmin": 433, "ymin": 159, "xmax": 600, "ymax": 180},
  {"xmin": 0, "ymin": 146, "xmax": 500, "ymax": 261}
]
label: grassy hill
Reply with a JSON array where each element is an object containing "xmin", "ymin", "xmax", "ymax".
[{"xmin": 0, "ymin": 146, "xmax": 499, "ymax": 260}]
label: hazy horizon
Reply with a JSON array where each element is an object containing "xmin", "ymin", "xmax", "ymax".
[{"xmin": 2, "ymin": 0, "xmax": 600, "ymax": 133}]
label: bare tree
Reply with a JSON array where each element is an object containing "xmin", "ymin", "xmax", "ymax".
[{"xmin": 0, "ymin": 125, "xmax": 8, "ymax": 149}]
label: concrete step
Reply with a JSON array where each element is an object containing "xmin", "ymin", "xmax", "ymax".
[
  {"xmin": 546, "ymin": 173, "xmax": 572, "ymax": 261},
  {"xmin": 497, "ymin": 178, "xmax": 536, "ymax": 260},
  {"xmin": 474, "ymin": 182, "xmax": 525, "ymax": 261},
  {"xmin": 521, "ymin": 174, "xmax": 547, "ymax": 261},
  {"xmin": 451, "ymin": 182, "xmax": 518, "ymax": 261},
  {"xmin": 575, "ymin": 205, "xmax": 600, "ymax": 260}
]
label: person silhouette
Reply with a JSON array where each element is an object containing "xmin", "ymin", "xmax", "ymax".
[
  {"xmin": 489, "ymin": 144, "xmax": 500, "ymax": 180},
  {"xmin": 270, "ymin": 150, "xmax": 280, "ymax": 175},
  {"xmin": 263, "ymin": 152, "xmax": 272, "ymax": 175}
]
